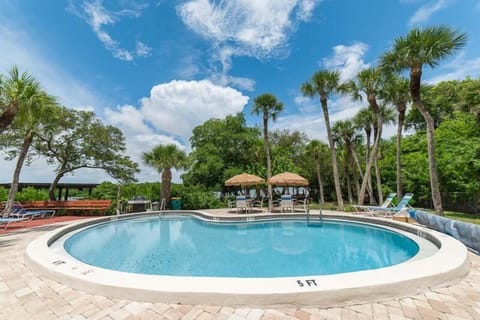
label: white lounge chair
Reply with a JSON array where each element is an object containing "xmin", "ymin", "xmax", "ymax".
[
  {"xmin": 235, "ymin": 196, "xmax": 251, "ymax": 214},
  {"xmin": 368, "ymin": 193, "xmax": 414, "ymax": 217},
  {"xmin": 352, "ymin": 193, "xmax": 397, "ymax": 213},
  {"xmin": 280, "ymin": 195, "xmax": 294, "ymax": 213},
  {"xmin": 294, "ymin": 196, "xmax": 310, "ymax": 213},
  {"xmin": 251, "ymin": 196, "xmax": 267, "ymax": 211}
]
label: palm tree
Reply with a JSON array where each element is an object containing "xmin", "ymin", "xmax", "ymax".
[
  {"xmin": 142, "ymin": 144, "xmax": 187, "ymax": 208},
  {"xmin": 2, "ymin": 91, "xmax": 57, "ymax": 215},
  {"xmin": 304, "ymin": 140, "xmax": 328, "ymax": 205},
  {"xmin": 373, "ymin": 105, "xmax": 396, "ymax": 204},
  {"xmin": 332, "ymin": 120, "xmax": 363, "ymax": 202},
  {"xmin": 301, "ymin": 70, "xmax": 345, "ymax": 210},
  {"xmin": 251, "ymin": 93, "xmax": 284, "ymax": 211},
  {"xmin": 0, "ymin": 66, "xmax": 42, "ymax": 134},
  {"xmin": 380, "ymin": 75, "xmax": 410, "ymax": 199},
  {"xmin": 347, "ymin": 68, "xmax": 385, "ymax": 205},
  {"xmin": 353, "ymin": 107, "xmax": 375, "ymax": 204},
  {"xmin": 380, "ymin": 25, "xmax": 467, "ymax": 215}
]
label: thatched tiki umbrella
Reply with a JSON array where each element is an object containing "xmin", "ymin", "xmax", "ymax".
[
  {"xmin": 267, "ymin": 172, "xmax": 309, "ymax": 187},
  {"xmin": 225, "ymin": 173, "xmax": 265, "ymax": 195}
]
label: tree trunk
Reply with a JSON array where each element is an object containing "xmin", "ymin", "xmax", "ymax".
[
  {"xmin": 161, "ymin": 168, "xmax": 172, "ymax": 209},
  {"xmin": 348, "ymin": 145, "xmax": 360, "ymax": 202},
  {"xmin": 367, "ymin": 173, "xmax": 375, "ymax": 205},
  {"xmin": 365, "ymin": 128, "xmax": 371, "ymax": 164},
  {"xmin": 373, "ymin": 117, "xmax": 383, "ymax": 204},
  {"xmin": 320, "ymin": 96, "xmax": 344, "ymax": 210},
  {"xmin": 358, "ymin": 95, "xmax": 382, "ymax": 205},
  {"xmin": 364, "ymin": 129, "xmax": 375, "ymax": 205},
  {"xmin": 314, "ymin": 154, "xmax": 325, "ymax": 205},
  {"xmin": 373, "ymin": 120, "xmax": 382, "ymax": 205},
  {"xmin": 418, "ymin": 103, "xmax": 443, "ymax": 214},
  {"xmin": 350, "ymin": 147, "xmax": 360, "ymax": 203},
  {"xmin": 3, "ymin": 130, "xmax": 33, "ymax": 216},
  {"xmin": 49, "ymin": 167, "xmax": 66, "ymax": 200},
  {"xmin": 263, "ymin": 113, "xmax": 273, "ymax": 211},
  {"xmin": 346, "ymin": 170, "xmax": 353, "ymax": 204},
  {"xmin": 410, "ymin": 67, "xmax": 443, "ymax": 215},
  {"xmin": 0, "ymin": 102, "xmax": 19, "ymax": 134},
  {"xmin": 396, "ymin": 105, "xmax": 406, "ymax": 199},
  {"xmin": 375, "ymin": 156, "xmax": 383, "ymax": 204},
  {"xmin": 116, "ymin": 184, "xmax": 121, "ymax": 215},
  {"xmin": 351, "ymin": 148, "xmax": 367, "ymax": 202}
]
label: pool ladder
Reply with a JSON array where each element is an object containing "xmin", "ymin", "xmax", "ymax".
[
  {"xmin": 158, "ymin": 199, "xmax": 166, "ymax": 216},
  {"xmin": 306, "ymin": 201, "xmax": 322, "ymax": 225}
]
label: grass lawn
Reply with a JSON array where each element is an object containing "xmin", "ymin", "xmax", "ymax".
[{"xmin": 443, "ymin": 212, "xmax": 480, "ymax": 225}]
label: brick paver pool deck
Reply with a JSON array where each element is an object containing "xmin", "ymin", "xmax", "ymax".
[{"xmin": 1, "ymin": 213, "xmax": 479, "ymax": 320}]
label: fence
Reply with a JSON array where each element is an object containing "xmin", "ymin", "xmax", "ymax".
[{"xmin": 414, "ymin": 192, "xmax": 479, "ymax": 214}]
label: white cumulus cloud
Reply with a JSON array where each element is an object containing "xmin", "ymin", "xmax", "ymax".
[
  {"xmin": 323, "ymin": 42, "xmax": 370, "ymax": 82},
  {"xmin": 139, "ymin": 80, "xmax": 249, "ymax": 138},
  {"xmin": 104, "ymin": 79, "xmax": 250, "ymax": 182}
]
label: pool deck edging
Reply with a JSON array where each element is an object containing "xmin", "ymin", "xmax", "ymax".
[{"xmin": 25, "ymin": 211, "xmax": 470, "ymax": 306}]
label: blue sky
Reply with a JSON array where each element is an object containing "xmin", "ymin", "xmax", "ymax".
[{"xmin": 1, "ymin": 0, "xmax": 479, "ymax": 183}]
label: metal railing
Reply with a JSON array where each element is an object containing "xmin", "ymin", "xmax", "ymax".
[
  {"xmin": 306, "ymin": 197, "xmax": 322, "ymax": 224},
  {"xmin": 158, "ymin": 199, "xmax": 166, "ymax": 216}
]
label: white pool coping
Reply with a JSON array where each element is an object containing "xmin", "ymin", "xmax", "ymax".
[{"xmin": 25, "ymin": 212, "xmax": 470, "ymax": 306}]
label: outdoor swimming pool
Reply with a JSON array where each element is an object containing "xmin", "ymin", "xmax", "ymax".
[
  {"xmin": 64, "ymin": 216, "xmax": 419, "ymax": 277},
  {"xmin": 26, "ymin": 211, "xmax": 469, "ymax": 305}
]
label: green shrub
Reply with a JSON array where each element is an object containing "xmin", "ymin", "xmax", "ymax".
[
  {"xmin": 0, "ymin": 187, "xmax": 8, "ymax": 202},
  {"xmin": 92, "ymin": 182, "xmax": 224, "ymax": 210},
  {"xmin": 173, "ymin": 185, "xmax": 222, "ymax": 209},
  {"xmin": 15, "ymin": 187, "xmax": 49, "ymax": 202}
]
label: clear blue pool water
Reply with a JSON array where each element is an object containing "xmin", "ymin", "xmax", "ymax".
[{"xmin": 64, "ymin": 216, "xmax": 419, "ymax": 277}]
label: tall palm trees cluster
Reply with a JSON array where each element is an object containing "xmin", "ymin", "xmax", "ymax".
[{"xmin": 245, "ymin": 25, "xmax": 466, "ymax": 216}]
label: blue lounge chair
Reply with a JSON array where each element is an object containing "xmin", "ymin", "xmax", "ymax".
[
  {"xmin": 368, "ymin": 193, "xmax": 414, "ymax": 217},
  {"xmin": 9, "ymin": 204, "xmax": 55, "ymax": 219},
  {"xmin": 352, "ymin": 193, "xmax": 397, "ymax": 212}
]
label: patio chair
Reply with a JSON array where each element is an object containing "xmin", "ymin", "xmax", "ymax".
[
  {"xmin": 227, "ymin": 198, "xmax": 236, "ymax": 210},
  {"xmin": 9, "ymin": 203, "xmax": 56, "ymax": 219},
  {"xmin": 352, "ymin": 193, "xmax": 397, "ymax": 213},
  {"xmin": 368, "ymin": 193, "xmax": 414, "ymax": 217},
  {"xmin": 294, "ymin": 196, "xmax": 310, "ymax": 213},
  {"xmin": 280, "ymin": 195, "xmax": 294, "ymax": 213},
  {"xmin": 235, "ymin": 196, "xmax": 251, "ymax": 214},
  {"xmin": 251, "ymin": 196, "xmax": 267, "ymax": 211},
  {"xmin": 271, "ymin": 197, "xmax": 281, "ymax": 208}
]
